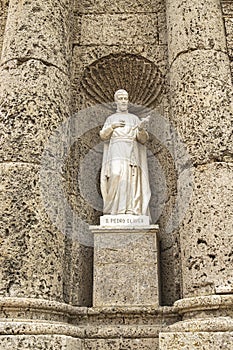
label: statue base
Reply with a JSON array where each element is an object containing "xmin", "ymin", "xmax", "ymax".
[{"xmin": 90, "ymin": 223, "xmax": 160, "ymax": 307}]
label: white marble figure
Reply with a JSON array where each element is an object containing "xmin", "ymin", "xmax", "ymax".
[{"xmin": 100, "ymin": 89, "xmax": 151, "ymax": 216}]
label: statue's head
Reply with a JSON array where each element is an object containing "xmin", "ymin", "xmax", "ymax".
[{"xmin": 114, "ymin": 89, "xmax": 128, "ymax": 112}]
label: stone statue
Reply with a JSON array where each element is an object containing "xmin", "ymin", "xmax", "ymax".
[{"xmin": 100, "ymin": 89, "xmax": 151, "ymax": 216}]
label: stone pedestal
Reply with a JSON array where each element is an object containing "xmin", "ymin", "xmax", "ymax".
[{"xmin": 90, "ymin": 222, "xmax": 160, "ymax": 307}]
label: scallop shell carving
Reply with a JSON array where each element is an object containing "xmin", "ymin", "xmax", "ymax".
[{"xmin": 81, "ymin": 54, "xmax": 164, "ymax": 110}]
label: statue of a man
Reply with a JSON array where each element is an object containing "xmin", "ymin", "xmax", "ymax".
[{"xmin": 100, "ymin": 89, "xmax": 151, "ymax": 216}]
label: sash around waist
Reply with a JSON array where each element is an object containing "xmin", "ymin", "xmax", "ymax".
[{"xmin": 110, "ymin": 136, "xmax": 136, "ymax": 142}]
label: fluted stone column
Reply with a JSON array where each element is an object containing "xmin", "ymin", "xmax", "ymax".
[
  {"xmin": 160, "ymin": 0, "xmax": 233, "ymax": 348},
  {"xmin": 0, "ymin": 1, "xmax": 82, "ymax": 348}
]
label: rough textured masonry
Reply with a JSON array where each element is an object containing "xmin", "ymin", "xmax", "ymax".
[{"xmin": 0, "ymin": 0, "xmax": 232, "ymax": 349}]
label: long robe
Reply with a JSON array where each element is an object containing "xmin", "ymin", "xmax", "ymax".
[{"xmin": 100, "ymin": 112, "xmax": 151, "ymax": 216}]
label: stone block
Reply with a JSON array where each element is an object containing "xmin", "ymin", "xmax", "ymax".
[
  {"xmin": 72, "ymin": 43, "xmax": 167, "ymax": 73},
  {"xmin": 74, "ymin": 0, "xmax": 164, "ymax": 14},
  {"xmin": 173, "ymin": 295, "xmax": 233, "ymax": 319},
  {"xmin": 0, "ymin": 162, "xmax": 65, "ymax": 300},
  {"xmin": 0, "ymin": 59, "xmax": 71, "ymax": 163},
  {"xmin": 0, "ymin": 1, "xmax": 8, "ymax": 56},
  {"xmin": 0, "ymin": 335, "xmax": 81, "ymax": 350},
  {"xmin": 159, "ymin": 331, "xmax": 233, "ymax": 350},
  {"xmin": 91, "ymin": 226, "xmax": 159, "ymax": 307},
  {"xmin": 179, "ymin": 162, "xmax": 233, "ymax": 297},
  {"xmin": 169, "ymin": 50, "xmax": 232, "ymax": 164},
  {"xmin": 0, "ymin": 160, "xmax": 94, "ymax": 305},
  {"xmin": 221, "ymin": 1, "xmax": 233, "ymax": 16},
  {"xmin": 160, "ymin": 244, "xmax": 181, "ymax": 306},
  {"xmin": 120, "ymin": 338, "xmax": 159, "ymax": 349},
  {"xmin": 69, "ymin": 243, "xmax": 94, "ymax": 307},
  {"xmin": 79, "ymin": 14, "xmax": 158, "ymax": 46},
  {"xmin": 167, "ymin": 0, "xmax": 228, "ymax": 64},
  {"xmin": 1, "ymin": 0, "xmax": 72, "ymax": 72},
  {"xmin": 83, "ymin": 339, "xmax": 120, "ymax": 349},
  {"xmin": 224, "ymin": 16, "xmax": 233, "ymax": 58},
  {"xmin": 157, "ymin": 6, "xmax": 167, "ymax": 46},
  {"xmin": 83, "ymin": 338, "xmax": 158, "ymax": 349}
]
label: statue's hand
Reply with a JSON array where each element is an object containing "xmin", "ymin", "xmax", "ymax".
[
  {"xmin": 138, "ymin": 115, "xmax": 150, "ymax": 131},
  {"xmin": 112, "ymin": 120, "xmax": 125, "ymax": 129}
]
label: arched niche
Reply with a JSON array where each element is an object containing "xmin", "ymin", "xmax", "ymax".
[{"xmin": 80, "ymin": 53, "xmax": 164, "ymax": 112}]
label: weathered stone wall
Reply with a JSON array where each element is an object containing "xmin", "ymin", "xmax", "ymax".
[
  {"xmin": 160, "ymin": 332, "xmax": 233, "ymax": 350},
  {"xmin": 1, "ymin": 0, "xmax": 179, "ymax": 313},
  {"xmin": 0, "ymin": 0, "xmax": 178, "ymax": 311},
  {"xmin": 0, "ymin": 1, "xmax": 9, "ymax": 56},
  {"xmin": 0, "ymin": 335, "xmax": 81, "ymax": 350},
  {"xmin": 0, "ymin": 0, "xmax": 232, "ymax": 349},
  {"xmin": 71, "ymin": 0, "xmax": 167, "ymax": 111},
  {"xmin": 221, "ymin": 0, "xmax": 233, "ymax": 78}
]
